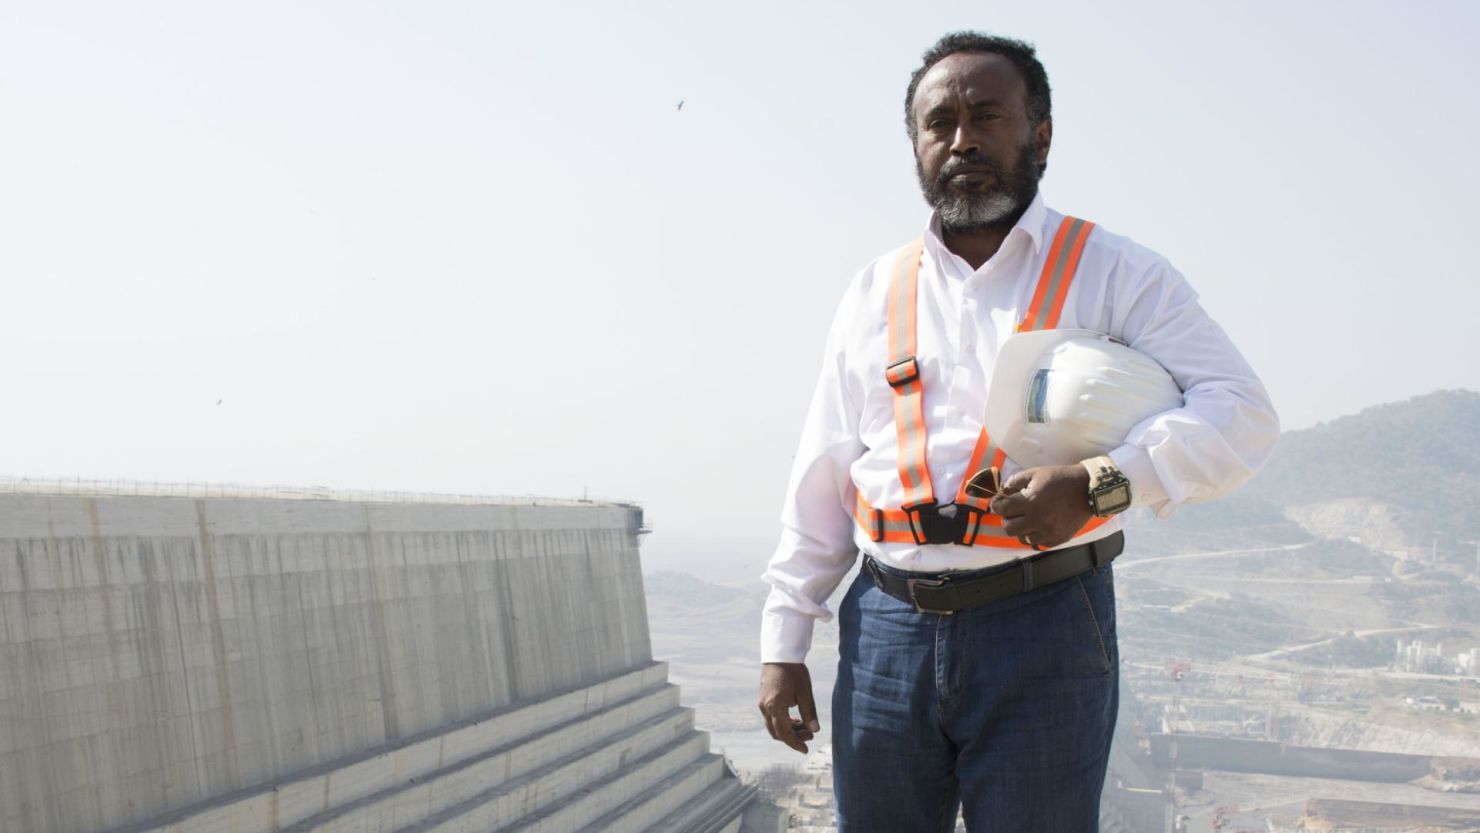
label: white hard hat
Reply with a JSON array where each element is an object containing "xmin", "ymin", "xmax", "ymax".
[{"xmin": 984, "ymin": 328, "xmax": 1183, "ymax": 468}]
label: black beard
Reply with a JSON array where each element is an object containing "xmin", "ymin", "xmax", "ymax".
[{"xmin": 917, "ymin": 141, "xmax": 1041, "ymax": 234}]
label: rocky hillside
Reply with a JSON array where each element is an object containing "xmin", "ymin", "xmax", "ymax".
[{"xmin": 1167, "ymin": 389, "xmax": 1480, "ymax": 561}]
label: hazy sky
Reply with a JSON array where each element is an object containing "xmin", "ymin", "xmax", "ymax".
[{"xmin": 3, "ymin": 1, "xmax": 1477, "ymax": 579}]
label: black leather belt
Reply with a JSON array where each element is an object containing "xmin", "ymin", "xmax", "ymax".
[{"xmin": 863, "ymin": 531, "xmax": 1124, "ymax": 615}]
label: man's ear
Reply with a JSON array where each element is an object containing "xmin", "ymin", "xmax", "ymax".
[{"xmin": 1035, "ymin": 118, "xmax": 1053, "ymax": 173}]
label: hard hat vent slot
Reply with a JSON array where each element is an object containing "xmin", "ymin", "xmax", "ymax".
[{"xmin": 1027, "ymin": 369, "xmax": 1051, "ymax": 424}]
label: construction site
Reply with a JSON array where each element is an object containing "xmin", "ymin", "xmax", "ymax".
[
  {"xmin": 662, "ymin": 521, "xmax": 1480, "ymax": 833},
  {"xmin": 646, "ymin": 392, "xmax": 1480, "ymax": 833}
]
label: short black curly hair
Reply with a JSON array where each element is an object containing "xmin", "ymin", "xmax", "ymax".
[{"xmin": 904, "ymin": 32, "xmax": 1052, "ymax": 141}]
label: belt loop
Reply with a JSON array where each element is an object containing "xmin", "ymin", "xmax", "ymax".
[
  {"xmin": 1090, "ymin": 538, "xmax": 1104, "ymax": 569},
  {"xmin": 865, "ymin": 557, "xmax": 883, "ymax": 590},
  {"xmin": 1020, "ymin": 557, "xmax": 1035, "ymax": 593}
]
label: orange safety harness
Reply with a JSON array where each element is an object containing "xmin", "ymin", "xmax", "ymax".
[{"xmin": 853, "ymin": 216, "xmax": 1112, "ymax": 549}]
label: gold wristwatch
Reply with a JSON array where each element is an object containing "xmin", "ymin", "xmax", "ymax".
[{"xmin": 1082, "ymin": 455, "xmax": 1132, "ymax": 517}]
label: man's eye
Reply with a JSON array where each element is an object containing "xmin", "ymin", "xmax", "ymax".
[
  {"xmin": 976, "ymin": 112, "xmax": 1002, "ymax": 122},
  {"xmin": 927, "ymin": 119, "xmax": 950, "ymax": 130}
]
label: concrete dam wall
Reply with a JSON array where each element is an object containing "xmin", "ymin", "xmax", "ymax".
[{"xmin": 0, "ymin": 485, "xmax": 767, "ymax": 833}]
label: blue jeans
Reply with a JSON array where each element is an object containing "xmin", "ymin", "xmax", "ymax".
[{"xmin": 832, "ymin": 556, "xmax": 1118, "ymax": 832}]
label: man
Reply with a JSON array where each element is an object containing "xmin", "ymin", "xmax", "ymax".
[{"xmin": 756, "ymin": 32, "xmax": 1279, "ymax": 832}]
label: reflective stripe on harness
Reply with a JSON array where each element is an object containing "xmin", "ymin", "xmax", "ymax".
[
  {"xmin": 1017, "ymin": 216, "xmax": 1095, "ymax": 333},
  {"xmin": 885, "ymin": 238, "xmax": 934, "ymax": 509},
  {"xmin": 858, "ymin": 216, "xmax": 1107, "ymax": 549}
]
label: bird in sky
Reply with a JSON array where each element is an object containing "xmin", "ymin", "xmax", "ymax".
[
  {"xmin": 216, "ymin": 399, "xmax": 222, "ymax": 406},
  {"xmin": 676, "ymin": 100, "xmax": 684, "ymax": 111}
]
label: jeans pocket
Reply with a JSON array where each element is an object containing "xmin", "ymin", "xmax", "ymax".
[{"xmin": 1073, "ymin": 567, "xmax": 1115, "ymax": 677}]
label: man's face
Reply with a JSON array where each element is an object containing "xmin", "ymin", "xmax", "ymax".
[{"xmin": 911, "ymin": 52, "xmax": 1051, "ymax": 233}]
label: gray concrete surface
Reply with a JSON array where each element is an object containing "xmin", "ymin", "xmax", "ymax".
[{"xmin": 0, "ymin": 488, "xmax": 662, "ymax": 833}]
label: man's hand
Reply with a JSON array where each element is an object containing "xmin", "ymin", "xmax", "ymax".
[
  {"xmin": 758, "ymin": 662, "xmax": 820, "ymax": 754},
  {"xmin": 990, "ymin": 464, "xmax": 1093, "ymax": 550}
]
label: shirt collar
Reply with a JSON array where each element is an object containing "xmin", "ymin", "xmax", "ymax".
[{"xmin": 924, "ymin": 190, "xmax": 1051, "ymax": 265}]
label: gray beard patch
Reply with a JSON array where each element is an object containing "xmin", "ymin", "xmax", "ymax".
[{"xmin": 936, "ymin": 191, "xmax": 1020, "ymax": 233}]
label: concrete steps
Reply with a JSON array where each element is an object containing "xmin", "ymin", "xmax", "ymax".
[
  {"xmin": 501, "ymin": 734, "xmax": 718, "ymax": 833},
  {"xmin": 110, "ymin": 663, "xmax": 672, "ymax": 833},
  {"xmin": 557, "ymin": 752, "xmax": 740, "ymax": 833},
  {"xmin": 90, "ymin": 648, "xmax": 767, "ymax": 833},
  {"xmin": 643, "ymin": 775, "xmax": 756, "ymax": 833},
  {"xmin": 391, "ymin": 709, "xmax": 702, "ymax": 833},
  {"xmin": 280, "ymin": 686, "xmax": 688, "ymax": 833}
]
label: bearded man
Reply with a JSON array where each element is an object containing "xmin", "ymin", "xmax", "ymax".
[{"xmin": 756, "ymin": 32, "xmax": 1279, "ymax": 832}]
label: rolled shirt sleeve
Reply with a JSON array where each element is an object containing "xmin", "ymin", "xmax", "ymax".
[{"xmin": 1103, "ymin": 255, "xmax": 1280, "ymax": 517}]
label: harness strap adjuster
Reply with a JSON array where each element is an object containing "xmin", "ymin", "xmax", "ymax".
[{"xmin": 885, "ymin": 355, "xmax": 920, "ymax": 389}]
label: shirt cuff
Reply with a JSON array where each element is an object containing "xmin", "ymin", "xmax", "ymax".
[
  {"xmin": 760, "ymin": 607, "xmax": 817, "ymax": 664},
  {"xmin": 1108, "ymin": 443, "xmax": 1171, "ymax": 516}
]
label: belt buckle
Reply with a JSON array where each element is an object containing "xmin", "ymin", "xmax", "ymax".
[{"xmin": 907, "ymin": 576, "xmax": 955, "ymax": 615}]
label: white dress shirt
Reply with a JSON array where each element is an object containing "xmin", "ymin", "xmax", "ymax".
[{"xmin": 759, "ymin": 193, "xmax": 1280, "ymax": 664}]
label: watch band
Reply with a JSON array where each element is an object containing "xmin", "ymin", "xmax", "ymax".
[
  {"xmin": 1082, "ymin": 455, "xmax": 1118, "ymax": 485},
  {"xmin": 1082, "ymin": 455, "xmax": 1132, "ymax": 517}
]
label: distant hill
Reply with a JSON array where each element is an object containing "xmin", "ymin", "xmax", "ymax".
[
  {"xmin": 1170, "ymin": 389, "xmax": 1480, "ymax": 557},
  {"xmin": 643, "ymin": 570, "xmax": 757, "ymax": 608}
]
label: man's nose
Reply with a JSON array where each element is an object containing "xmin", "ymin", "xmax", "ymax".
[{"xmin": 950, "ymin": 123, "xmax": 981, "ymax": 156}]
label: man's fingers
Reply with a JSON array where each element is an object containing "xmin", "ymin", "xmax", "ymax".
[
  {"xmin": 994, "ymin": 469, "xmax": 1039, "ymax": 516},
  {"xmin": 768, "ymin": 703, "xmax": 806, "ymax": 752},
  {"xmin": 798, "ymin": 686, "xmax": 821, "ymax": 734},
  {"xmin": 1001, "ymin": 469, "xmax": 1035, "ymax": 493},
  {"xmin": 758, "ymin": 703, "xmax": 778, "ymax": 741},
  {"xmin": 991, "ymin": 491, "xmax": 1030, "ymax": 518},
  {"xmin": 1000, "ymin": 514, "xmax": 1039, "ymax": 537},
  {"xmin": 791, "ymin": 718, "xmax": 814, "ymax": 742}
]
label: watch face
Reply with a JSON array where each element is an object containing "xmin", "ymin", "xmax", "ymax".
[{"xmin": 1098, "ymin": 484, "xmax": 1131, "ymax": 512}]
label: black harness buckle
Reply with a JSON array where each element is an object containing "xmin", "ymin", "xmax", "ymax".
[{"xmin": 902, "ymin": 501, "xmax": 985, "ymax": 546}]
